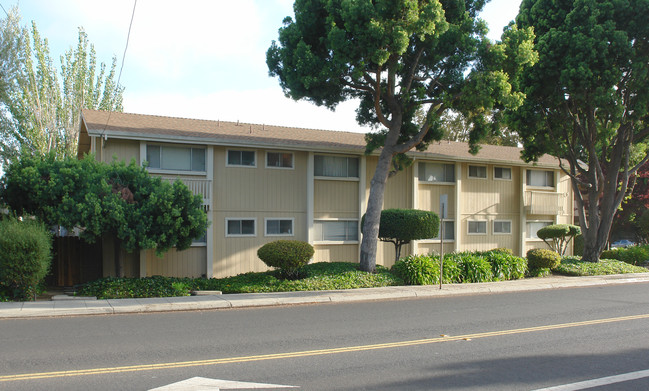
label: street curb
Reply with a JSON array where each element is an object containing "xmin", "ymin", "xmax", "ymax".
[{"xmin": 1, "ymin": 273, "xmax": 649, "ymax": 319}]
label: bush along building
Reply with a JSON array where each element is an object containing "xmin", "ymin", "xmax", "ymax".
[{"xmin": 77, "ymin": 109, "xmax": 574, "ymax": 279}]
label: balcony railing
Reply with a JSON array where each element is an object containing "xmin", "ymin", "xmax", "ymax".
[
  {"xmin": 160, "ymin": 177, "xmax": 212, "ymax": 211},
  {"xmin": 524, "ymin": 191, "xmax": 566, "ymax": 215}
]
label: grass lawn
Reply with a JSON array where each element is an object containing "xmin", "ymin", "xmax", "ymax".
[
  {"xmin": 554, "ymin": 256, "xmax": 648, "ymax": 276},
  {"xmin": 75, "ymin": 258, "xmax": 648, "ymax": 300}
]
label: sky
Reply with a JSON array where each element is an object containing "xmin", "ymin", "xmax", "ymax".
[{"xmin": 5, "ymin": 0, "xmax": 523, "ymax": 133}]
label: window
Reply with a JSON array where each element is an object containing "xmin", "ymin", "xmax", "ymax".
[
  {"xmin": 313, "ymin": 220, "xmax": 358, "ymax": 241},
  {"xmin": 314, "ymin": 155, "xmax": 359, "ymax": 178},
  {"xmin": 146, "ymin": 145, "xmax": 206, "ymax": 172},
  {"xmin": 433, "ymin": 220, "xmax": 455, "ymax": 240},
  {"xmin": 494, "ymin": 167, "xmax": 512, "ymax": 180},
  {"xmin": 468, "ymin": 220, "xmax": 487, "ymax": 235},
  {"xmin": 226, "ymin": 218, "xmax": 256, "ymax": 236},
  {"xmin": 227, "ymin": 150, "xmax": 256, "ymax": 167},
  {"xmin": 266, "ymin": 152, "xmax": 293, "ymax": 169},
  {"xmin": 527, "ymin": 221, "xmax": 552, "ymax": 239},
  {"xmin": 468, "ymin": 165, "xmax": 487, "ymax": 179},
  {"xmin": 265, "ymin": 218, "xmax": 294, "ymax": 236},
  {"xmin": 527, "ymin": 170, "xmax": 554, "ymax": 187},
  {"xmin": 418, "ymin": 162, "xmax": 455, "ymax": 183},
  {"xmin": 494, "ymin": 220, "xmax": 512, "ymax": 234}
]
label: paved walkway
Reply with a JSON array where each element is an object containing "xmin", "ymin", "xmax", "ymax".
[{"xmin": 2, "ymin": 273, "xmax": 649, "ymax": 319}]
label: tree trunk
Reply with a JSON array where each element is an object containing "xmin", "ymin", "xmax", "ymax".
[
  {"xmin": 114, "ymin": 237, "xmax": 124, "ymax": 278},
  {"xmin": 360, "ymin": 147, "xmax": 394, "ymax": 272}
]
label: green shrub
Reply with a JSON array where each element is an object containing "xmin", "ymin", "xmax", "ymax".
[
  {"xmin": 527, "ymin": 267, "xmax": 552, "ymax": 277},
  {"xmin": 482, "ymin": 250, "xmax": 527, "ymax": 280},
  {"xmin": 0, "ymin": 218, "xmax": 52, "ymax": 301},
  {"xmin": 448, "ymin": 252, "xmax": 494, "ymax": 283},
  {"xmin": 257, "ymin": 240, "xmax": 315, "ymax": 279},
  {"xmin": 392, "ymin": 254, "xmax": 438, "ymax": 285},
  {"xmin": 602, "ymin": 245, "xmax": 649, "ymax": 265},
  {"xmin": 527, "ymin": 248, "xmax": 561, "ymax": 270},
  {"xmin": 490, "ymin": 247, "xmax": 514, "ymax": 255},
  {"xmin": 391, "ymin": 254, "xmax": 462, "ymax": 285},
  {"xmin": 573, "ymin": 234, "xmax": 584, "ymax": 256}
]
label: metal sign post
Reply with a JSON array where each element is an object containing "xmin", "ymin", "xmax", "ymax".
[{"xmin": 439, "ymin": 195, "xmax": 448, "ymax": 290}]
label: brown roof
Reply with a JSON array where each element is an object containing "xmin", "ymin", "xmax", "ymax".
[{"xmin": 80, "ymin": 109, "xmax": 559, "ymax": 167}]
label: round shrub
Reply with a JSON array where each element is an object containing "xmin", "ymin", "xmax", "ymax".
[
  {"xmin": 257, "ymin": 240, "xmax": 314, "ymax": 279},
  {"xmin": 0, "ymin": 218, "xmax": 52, "ymax": 301},
  {"xmin": 526, "ymin": 248, "xmax": 561, "ymax": 270}
]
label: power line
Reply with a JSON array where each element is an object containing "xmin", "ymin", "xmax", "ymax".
[
  {"xmin": 102, "ymin": 0, "xmax": 137, "ymax": 136},
  {"xmin": 0, "ymin": 3, "xmax": 9, "ymax": 17}
]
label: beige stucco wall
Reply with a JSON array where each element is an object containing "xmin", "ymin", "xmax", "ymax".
[
  {"xmin": 211, "ymin": 147, "xmax": 309, "ymax": 278},
  {"xmin": 146, "ymin": 247, "xmax": 207, "ymax": 278},
  {"xmin": 100, "ymin": 138, "xmax": 140, "ymax": 164}
]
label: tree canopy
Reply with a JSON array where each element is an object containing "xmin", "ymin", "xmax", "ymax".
[
  {"xmin": 509, "ymin": 0, "xmax": 649, "ymax": 262},
  {"xmin": 1, "ymin": 154, "xmax": 207, "ymax": 277},
  {"xmin": 0, "ymin": 8, "xmax": 123, "ymax": 167},
  {"xmin": 268, "ymin": 0, "xmax": 536, "ymax": 271}
]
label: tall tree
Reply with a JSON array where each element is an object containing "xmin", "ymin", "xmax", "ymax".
[
  {"xmin": 0, "ymin": 8, "xmax": 123, "ymax": 167},
  {"xmin": 509, "ymin": 0, "xmax": 649, "ymax": 262},
  {"xmin": 267, "ymin": 0, "xmax": 536, "ymax": 271},
  {"xmin": 1, "ymin": 154, "xmax": 207, "ymax": 278},
  {"xmin": 440, "ymin": 111, "xmax": 520, "ymax": 146}
]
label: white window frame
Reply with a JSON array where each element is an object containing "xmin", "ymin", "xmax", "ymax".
[
  {"xmin": 265, "ymin": 151, "xmax": 294, "ymax": 170},
  {"xmin": 526, "ymin": 220, "xmax": 553, "ymax": 240},
  {"xmin": 468, "ymin": 165, "xmax": 488, "ymax": 179},
  {"xmin": 226, "ymin": 149, "xmax": 257, "ymax": 168},
  {"xmin": 418, "ymin": 162, "xmax": 455, "ymax": 184},
  {"xmin": 314, "ymin": 155, "xmax": 360, "ymax": 180},
  {"xmin": 264, "ymin": 218, "xmax": 295, "ymax": 237},
  {"xmin": 493, "ymin": 220, "xmax": 512, "ymax": 235},
  {"xmin": 313, "ymin": 219, "xmax": 359, "ymax": 244},
  {"xmin": 467, "ymin": 220, "xmax": 488, "ymax": 235},
  {"xmin": 526, "ymin": 169, "xmax": 555, "ymax": 188},
  {"xmin": 494, "ymin": 166, "xmax": 512, "ymax": 181},
  {"xmin": 225, "ymin": 218, "xmax": 256, "ymax": 237},
  {"xmin": 145, "ymin": 144, "xmax": 207, "ymax": 175}
]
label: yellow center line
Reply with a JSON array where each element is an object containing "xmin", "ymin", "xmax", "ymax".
[{"xmin": 2, "ymin": 313, "xmax": 649, "ymax": 382}]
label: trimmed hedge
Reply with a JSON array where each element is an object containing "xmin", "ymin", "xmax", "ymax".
[
  {"xmin": 257, "ymin": 240, "xmax": 314, "ymax": 279},
  {"xmin": 0, "ymin": 218, "xmax": 52, "ymax": 301},
  {"xmin": 601, "ymin": 245, "xmax": 649, "ymax": 266},
  {"xmin": 527, "ymin": 248, "xmax": 561, "ymax": 270}
]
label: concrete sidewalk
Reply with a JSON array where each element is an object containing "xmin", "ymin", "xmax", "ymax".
[{"xmin": 2, "ymin": 273, "xmax": 649, "ymax": 319}]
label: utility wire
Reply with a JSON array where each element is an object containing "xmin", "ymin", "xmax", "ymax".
[
  {"xmin": 0, "ymin": 3, "xmax": 9, "ymax": 17},
  {"xmin": 101, "ymin": 0, "xmax": 137, "ymax": 136}
]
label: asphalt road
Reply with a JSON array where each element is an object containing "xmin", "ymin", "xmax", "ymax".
[{"xmin": 1, "ymin": 283, "xmax": 649, "ymax": 390}]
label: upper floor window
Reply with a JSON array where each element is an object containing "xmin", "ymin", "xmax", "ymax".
[
  {"xmin": 468, "ymin": 165, "xmax": 487, "ymax": 179},
  {"xmin": 527, "ymin": 170, "xmax": 554, "ymax": 187},
  {"xmin": 266, "ymin": 152, "xmax": 293, "ymax": 169},
  {"xmin": 418, "ymin": 162, "xmax": 455, "ymax": 183},
  {"xmin": 314, "ymin": 155, "xmax": 359, "ymax": 178},
  {"xmin": 227, "ymin": 150, "xmax": 256, "ymax": 167},
  {"xmin": 494, "ymin": 167, "xmax": 512, "ymax": 180},
  {"xmin": 146, "ymin": 145, "xmax": 206, "ymax": 172}
]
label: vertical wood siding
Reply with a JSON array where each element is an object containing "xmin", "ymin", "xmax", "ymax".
[
  {"xmin": 146, "ymin": 247, "xmax": 207, "ymax": 278},
  {"xmin": 102, "ymin": 139, "xmax": 140, "ymax": 163},
  {"xmin": 314, "ymin": 180, "xmax": 358, "ymax": 219}
]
